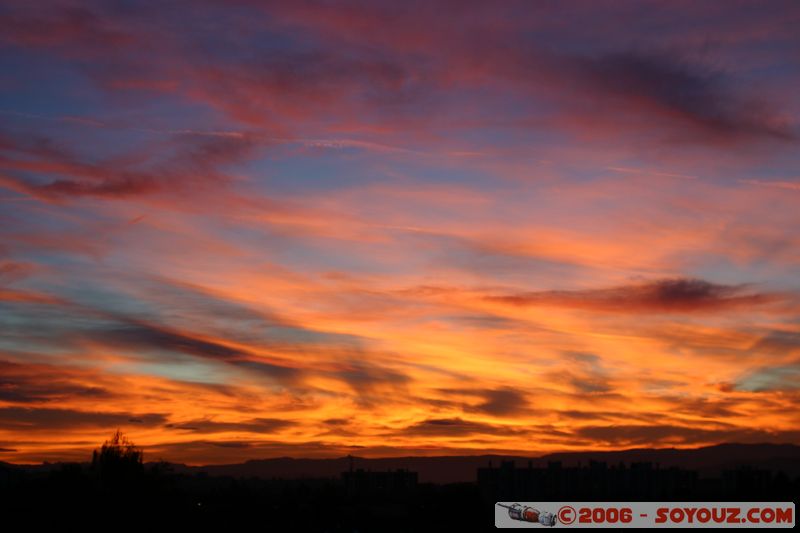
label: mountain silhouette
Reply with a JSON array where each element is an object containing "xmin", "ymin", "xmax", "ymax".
[
  {"xmin": 3, "ymin": 443, "xmax": 797, "ymax": 484},
  {"xmin": 7, "ymin": 442, "xmax": 794, "ymax": 484}
]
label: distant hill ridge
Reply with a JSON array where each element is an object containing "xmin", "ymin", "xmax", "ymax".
[{"xmin": 3, "ymin": 443, "xmax": 798, "ymax": 484}]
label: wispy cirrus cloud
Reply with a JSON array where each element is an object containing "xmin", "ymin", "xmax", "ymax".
[
  {"xmin": 0, "ymin": 406, "xmax": 167, "ymax": 431},
  {"xmin": 0, "ymin": 129, "xmax": 258, "ymax": 200},
  {"xmin": 487, "ymin": 278, "xmax": 783, "ymax": 313},
  {"xmin": 574, "ymin": 424, "xmax": 800, "ymax": 447}
]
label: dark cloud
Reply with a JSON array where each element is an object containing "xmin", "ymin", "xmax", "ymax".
[
  {"xmin": 488, "ymin": 278, "xmax": 779, "ymax": 314},
  {"xmin": 473, "ymin": 388, "xmax": 528, "ymax": 416},
  {"xmin": 0, "ymin": 360, "xmax": 113, "ymax": 404},
  {"xmin": 197, "ymin": 48, "xmax": 433, "ymax": 125},
  {"xmin": 0, "ymin": 129, "xmax": 257, "ymax": 199},
  {"xmin": 566, "ymin": 50, "xmax": 794, "ymax": 143},
  {"xmin": 165, "ymin": 417, "xmax": 295, "ymax": 434},
  {"xmin": 568, "ymin": 376, "xmax": 612, "ymax": 394},
  {"xmin": 2, "ymin": 287, "xmax": 398, "ymax": 392},
  {"xmin": 260, "ymin": 2, "xmax": 798, "ymax": 147},
  {"xmin": 0, "ymin": 279, "xmax": 363, "ymax": 386},
  {"xmin": 93, "ymin": 323, "xmax": 244, "ymax": 360},
  {"xmin": 562, "ymin": 351, "xmax": 602, "ymax": 365},
  {"xmin": 0, "ymin": 407, "xmax": 167, "ymax": 431},
  {"xmin": 234, "ymin": 360, "xmax": 303, "ymax": 382},
  {"xmin": 0, "ymin": 382, "xmax": 110, "ymax": 404},
  {"xmin": 135, "ymin": 278, "xmax": 364, "ymax": 349},
  {"xmin": 558, "ymin": 410, "xmax": 616, "ymax": 421},
  {"xmin": 210, "ymin": 441, "xmax": 252, "ymax": 448},
  {"xmin": 440, "ymin": 313, "xmax": 525, "ymax": 330},
  {"xmin": 0, "ymin": 5, "xmax": 134, "ymax": 49},
  {"xmin": 0, "ymin": 301, "xmax": 307, "ymax": 387},
  {"xmin": 87, "ymin": 319, "xmax": 302, "ymax": 383},
  {"xmin": 402, "ymin": 230, "xmax": 584, "ymax": 284},
  {"xmin": 650, "ymin": 327, "xmax": 800, "ymax": 365},
  {"xmin": 440, "ymin": 387, "xmax": 531, "ymax": 417},
  {"xmin": 668, "ymin": 397, "xmax": 743, "ymax": 419},
  {"xmin": 322, "ymin": 418, "xmax": 350, "ymax": 426},
  {"xmin": 749, "ymin": 331, "xmax": 800, "ymax": 355},
  {"xmin": 0, "ymin": 2, "xmax": 795, "ymax": 154},
  {"xmin": 548, "ymin": 351, "xmax": 613, "ymax": 395},
  {"xmin": 575, "ymin": 424, "xmax": 800, "ymax": 446},
  {"xmin": 333, "ymin": 359, "xmax": 410, "ymax": 406},
  {"xmin": 400, "ymin": 417, "xmax": 525, "ymax": 437}
]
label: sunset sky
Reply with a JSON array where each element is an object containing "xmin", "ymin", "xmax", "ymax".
[{"xmin": 1, "ymin": 0, "xmax": 799, "ymax": 464}]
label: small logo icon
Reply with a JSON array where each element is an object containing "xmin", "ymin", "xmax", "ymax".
[{"xmin": 497, "ymin": 503, "xmax": 558, "ymax": 527}]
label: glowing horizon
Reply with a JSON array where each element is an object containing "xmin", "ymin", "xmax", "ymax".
[{"xmin": 1, "ymin": 0, "xmax": 799, "ymax": 464}]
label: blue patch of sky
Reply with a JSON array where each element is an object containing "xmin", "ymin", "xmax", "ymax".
[{"xmin": 735, "ymin": 364, "xmax": 800, "ymax": 392}]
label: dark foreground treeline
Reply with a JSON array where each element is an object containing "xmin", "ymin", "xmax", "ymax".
[
  {"xmin": 2, "ymin": 461, "xmax": 799, "ymax": 529},
  {"xmin": 0, "ymin": 462, "xmax": 486, "ymax": 529}
]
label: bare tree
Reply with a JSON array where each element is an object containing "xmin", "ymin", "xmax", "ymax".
[{"xmin": 91, "ymin": 429, "xmax": 144, "ymax": 488}]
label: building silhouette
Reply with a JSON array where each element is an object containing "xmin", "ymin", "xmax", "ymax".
[
  {"xmin": 341, "ymin": 455, "xmax": 418, "ymax": 496},
  {"xmin": 477, "ymin": 459, "xmax": 792, "ymax": 501}
]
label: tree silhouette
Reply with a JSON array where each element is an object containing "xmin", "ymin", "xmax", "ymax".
[{"xmin": 91, "ymin": 429, "xmax": 144, "ymax": 490}]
